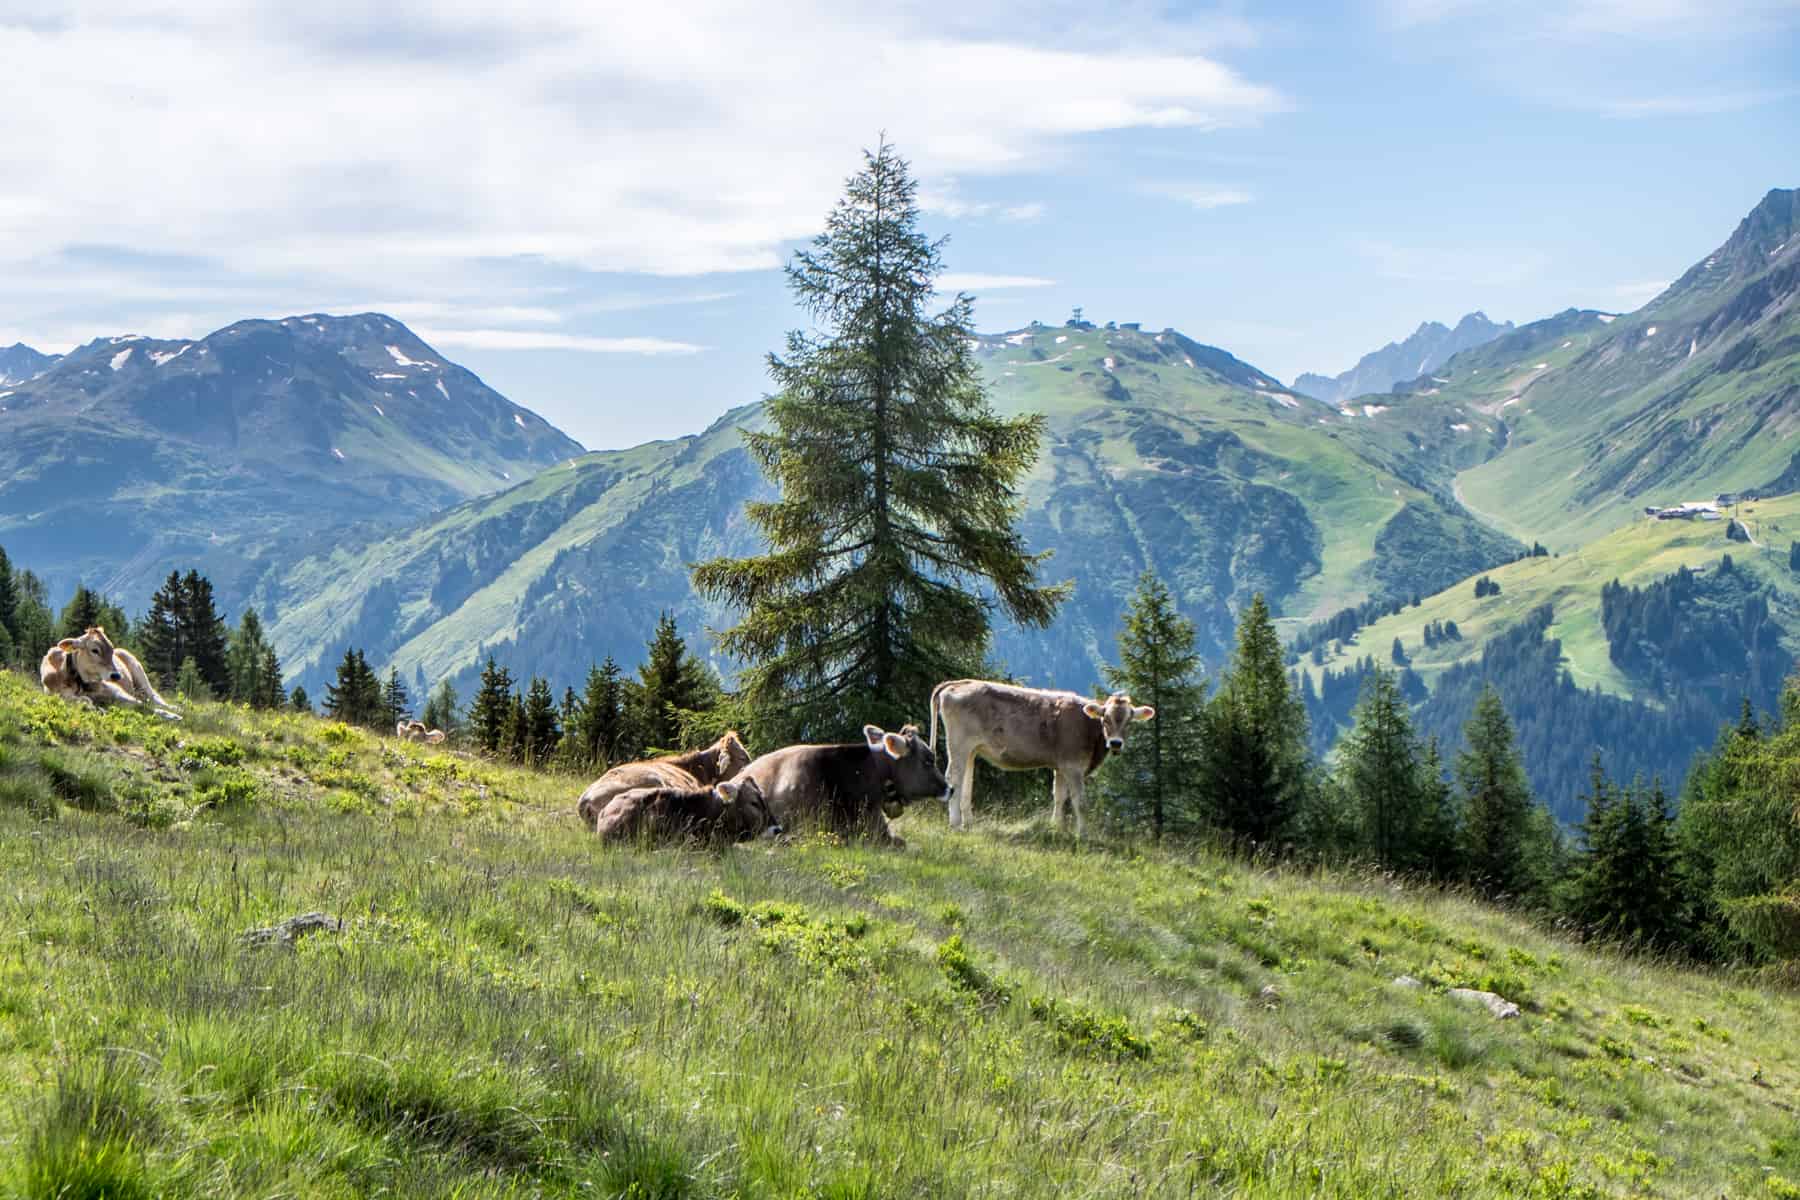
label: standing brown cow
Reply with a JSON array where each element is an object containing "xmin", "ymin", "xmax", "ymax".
[
  {"xmin": 928, "ymin": 680, "xmax": 1153, "ymax": 837},
  {"xmin": 575, "ymin": 731, "xmax": 752, "ymax": 830}
]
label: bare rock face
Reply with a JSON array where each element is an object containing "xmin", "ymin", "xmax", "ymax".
[{"xmin": 1448, "ymin": 987, "xmax": 1521, "ymax": 1019}]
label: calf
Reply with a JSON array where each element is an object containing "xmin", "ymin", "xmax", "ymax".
[
  {"xmin": 736, "ymin": 724, "xmax": 946, "ymax": 847},
  {"xmin": 592, "ymin": 777, "xmax": 781, "ymax": 845},
  {"xmin": 41, "ymin": 627, "xmax": 180, "ymax": 720},
  {"xmin": 575, "ymin": 731, "xmax": 752, "ymax": 828},
  {"xmin": 928, "ymin": 680, "xmax": 1153, "ymax": 837}
]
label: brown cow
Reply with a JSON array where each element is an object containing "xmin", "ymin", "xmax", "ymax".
[
  {"xmin": 735, "ymin": 724, "xmax": 947, "ymax": 847},
  {"xmin": 396, "ymin": 721, "xmax": 448, "ymax": 744},
  {"xmin": 928, "ymin": 680, "xmax": 1153, "ymax": 837},
  {"xmin": 592, "ymin": 777, "xmax": 780, "ymax": 845},
  {"xmin": 40, "ymin": 627, "xmax": 181, "ymax": 720},
  {"xmin": 575, "ymin": 731, "xmax": 752, "ymax": 829}
]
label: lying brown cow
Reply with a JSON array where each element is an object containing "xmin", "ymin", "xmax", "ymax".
[
  {"xmin": 735, "ymin": 724, "xmax": 946, "ymax": 847},
  {"xmin": 396, "ymin": 720, "xmax": 448, "ymax": 744},
  {"xmin": 929, "ymin": 680, "xmax": 1153, "ymax": 837},
  {"xmin": 575, "ymin": 731, "xmax": 751, "ymax": 829},
  {"xmin": 40, "ymin": 627, "xmax": 181, "ymax": 720},
  {"xmin": 592, "ymin": 777, "xmax": 780, "ymax": 845}
]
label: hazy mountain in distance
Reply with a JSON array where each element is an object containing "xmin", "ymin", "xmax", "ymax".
[{"xmin": 1295, "ymin": 312, "xmax": 1514, "ymax": 405}]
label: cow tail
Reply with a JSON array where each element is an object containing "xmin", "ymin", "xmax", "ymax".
[{"xmin": 928, "ymin": 680, "xmax": 947, "ymax": 756}]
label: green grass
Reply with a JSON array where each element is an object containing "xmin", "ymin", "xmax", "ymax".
[
  {"xmin": 0, "ymin": 669, "xmax": 1795, "ymax": 1197},
  {"xmin": 1304, "ymin": 493, "xmax": 1800, "ymax": 698}
]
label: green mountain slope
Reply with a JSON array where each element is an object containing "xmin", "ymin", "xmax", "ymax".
[
  {"xmin": 0, "ymin": 314, "xmax": 583, "ymax": 605},
  {"xmin": 266, "ymin": 324, "xmax": 1519, "ymax": 698},
  {"xmin": 3, "ymin": 672, "xmax": 1796, "ymax": 1198},
  {"xmin": 1454, "ymin": 188, "xmax": 1800, "ymax": 547}
]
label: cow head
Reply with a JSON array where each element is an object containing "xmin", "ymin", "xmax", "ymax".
[
  {"xmin": 711, "ymin": 731, "xmax": 752, "ymax": 782},
  {"xmin": 1081, "ymin": 692, "xmax": 1156, "ymax": 753},
  {"xmin": 863, "ymin": 723, "xmax": 949, "ymax": 815},
  {"xmin": 61, "ymin": 627, "xmax": 125, "ymax": 687},
  {"xmin": 714, "ymin": 777, "xmax": 781, "ymax": 840}
]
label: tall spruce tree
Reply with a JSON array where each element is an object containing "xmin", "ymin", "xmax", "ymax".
[
  {"xmin": 1561, "ymin": 758, "xmax": 1684, "ymax": 949},
  {"xmin": 692, "ymin": 139, "xmax": 1062, "ymax": 742},
  {"xmin": 140, "ymin": 571, "xmax": 188, "ymax": 685},
  {"xmin": 522, "ymin": 677, "xmax": 562, "ymax": 767},
  {"xmin": 1456, "ymin": 685, "xmax": 1538, "ymax": 899},
  {"xmin": 323, "ymin": 649, "xmax": 382, "ymax": 727},
  {"xmin": 179, "ymin": 571, "xmax": 231, "ymax": 696},
  {"xmin": 0, "ymin": 545, "xmax": 19, "ymax": 647},
  {"xmin": 1415, "ymin": 736, "xmax": 1463, "ymax": 880},
  {"xmin": 1340, "ymin": 668, "xmax": 1428, "ymax": 870},
  {"xmin": 1198, "ymin": 594, "xmax": 1311, "ymax": 847},
  {"xmin": 56, "ymin": 585, "xmax": 104, "ymax": 639},
  {"xmin": 469, "ymin": 657, "xmax": 514, "ymax": 755},
  {"xmin": 381, "ymin": 667, "xmax": 412, "ymax": 728},
  {"xmin": 633, "ymin": 614, "xmax": 714, "ymax": 754},
  {"xmin": 1102, "ymin": 571, "xmax": 1205, "ymax": 838},
  {"xmin": 571, "ymin": 659, "xmax": 627, "ymax": 767}
]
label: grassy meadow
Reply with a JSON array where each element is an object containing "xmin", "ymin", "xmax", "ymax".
[{"xmin": 1, "ymin": 668, "xmax": 1797, "ymax": 1198}]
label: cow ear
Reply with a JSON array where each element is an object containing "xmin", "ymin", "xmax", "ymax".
[
  {"xmin": 881, "ymin": 732, "xmax": 909, "ymax": 759},
  {"xmin": 57, "ymin": 638, "xmax": 77, "ymax": 651},
  {"xmin": 863, "ymin": 724, "xmax": 885, "ymax": 748},
  {"xmin": 1081, "ymin": 701, "xmax": 1103, "ymax": 719},
  {"xmin": 1133, "ymin": 705, "xmax": 1156, "ymax": 721},
  {"xmin": 714, "ymin": 781, "xmax": 740, "ymax": 805}
]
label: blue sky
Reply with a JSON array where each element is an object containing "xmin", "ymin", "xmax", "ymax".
[{"xmin": 2, "ymin": 0, "xmax": 1794, "ymax": 449}]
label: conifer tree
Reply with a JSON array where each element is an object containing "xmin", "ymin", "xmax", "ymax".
[
  {"xmin": 323, "ymin": 649, "xmax": 381, "ymax": 727},
  {"xmin": 523, "ymin": 677, "xmax": 562, "ymax": 767},
  {"xmin": 468, "ymin": 657, "xmax": 514, "ymax": 754},
  {"xmin": 290, "ymin": 686, "xmax": 312, "ymax": 714},
  {"xmin": 226, "ymin": 609, "xmax": 280, "ymax": 706},
  {"xmin": 1415, "ymin": 736, "xmax": 1463, "ymax": 880},
  {"xmin": 1456, "ymin": 685, "xmax": 1538, "ymax": 899},
  {"xmin": 1339, "ymin": 668, "xmax": 1427, "ymax": 870},
  {"xmin": 1102, "ymin": 571, "xmax": 1205, "ymax": 838},
  {"xmin": 0, "ymin": 545, "xmax": 18, "ymax": 647},
  {"xmin": 504, "ymin": 691, "xmax": 530, "ymax": 764},
  {"xmin": 179, "ymin": 571, "xmax": 230, "ymax": 696},
  {"xmin": 9, "ymin": 568, "xmax": 53, "ymax": 673},
  {"xmin": 140, "ymin": 571, "xmax": 188, "ymax": 685},
  {"xmin": 0, "ymin": 616, "xmax": 13, "ymax": 670},
  {"xmin": 1561, "ymin": 759, "xmax": 1685, "ymax": 948},
  {"xmin": 422, "ymin": 680, "xmax": 460, "ymax": 736},
  {"xmin": 56, "ymin": 585, "xmax": 104, "ymax": 639},
  {"xmin": 692, "ymin": 139, "xmax": 1062, "ymax": 742},
  {"xmin": 571, "ymin": 659, "xmax": 627, "ymax": 768},
  {"xmin": 381, "ymin": 667, "xmax": 411, "ymax": 727},
  {"xmin": 633, "ymin": 614, "xmax": 714, "ymax": 754},
  {"xmin": 255, "ymin": 646, "xmax": 286, "ymax": 709},
  {"xmin": 1198, "ymin": 594, "xmax": 1311, "ymax": 847},
  {"xmin": 175, "ymin": 657, "xmax": 211, "ymax": 702}
]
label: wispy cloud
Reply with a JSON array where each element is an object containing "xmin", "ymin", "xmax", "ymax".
[
  {"xmin": 937, "ymin": 273, "xmax": 1056, "ymax": 291},
  {"xmin": 1351, "ymin": 236, "xmax": 1550, "ymax": 287},
  {"xmin": 1147, "ymin": 183, "xmax": 1254, "ymax": 210},
  {"xmin": 418, "ymin": 329, "xmax": 705, "ymax": 355},
  {"xmin": 1593, "ymin": 89, "xmax": 1793, "ymax": 117},
  {"xmin": 1605, "ymin": 280, "xmax": 1671, "ymax": 307}
]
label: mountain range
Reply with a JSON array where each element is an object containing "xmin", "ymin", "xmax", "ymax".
[
  {"xmin": 2, "ymin": 188, "xmax": 1797, "ymax": 818},
  {"xmin": 1293, "ymin": 312, "xmax": 1514, "ymax": 406},
  {"xmin": 0, "ymin": 314, "xmax": 583, "ymax": 605},
  {"xmin": 0, "ymin": 342, "xmax": 58, "ymax": 385}
]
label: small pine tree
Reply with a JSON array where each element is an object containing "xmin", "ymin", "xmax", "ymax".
[
  {"xmin": 504, "ymin": 691, "xmax": 530, "ymax": 764},
  {"xmin": 1456, "ymin": 686, "xmax": 1538, "ymax": 900},
  {"xmin": 571, "ymin": 659, "xmax": 627, "ymax": 768},
  {"xmin": 0, "ymin": 545, "xmax": 19, "ymax": 647},
  {"xmin": 290, "ymin": 685, "xmax": 312, "ymax": 714},
  {"xmin": 1198, "ymin": 594, "xmax": 1311, "ymax": 848},
  {"xmin": 381, "ymin": 667, "xmax": 411, "ymax": 728},
  {"xmin": 180, "ymin": 571, "xmax": 231, "ymax": 697},
  {"xmin": 422, "ymin": 680, "xmax": 461, "ymax": 736},
  {"xmin": 254, "ymin": 646, "xmax": 286, "ymax": 709},
  {"xmin": 1562, "ymin": 759, "xmax": 1685, "ymax": 949},
  {"xmin": 1102, "ymin": 572, "xmax": 1206, "ymax": 839},
  {"xmin": 1415, "ymin": 736, "xmax": 1463, "ymax": 880},
  {"xmin": 468, "ymin": 657, "xmax": 515, "ymax": 755},
  {"xmin": 633, "ymin": 614, "xmax": 716, "ymax": 754},
  {"xmin": 1390, "ymin": 636, "xmax": 1408, "ymax": 666},
  {"xmin": 56, "ymin": 585, "xmax": 105, "ymax": 639},
  {"xmin": 226, "ymin": 609, "xmax": 274, "ymax": 705},
  {"xmin": 323, "ymin": 649, "xmax": 382, "ymax": 727},
  {"xmin": 523, "ymin": 677, "xmax": 562, "ymax": 768},
  {"xmin": 175, "ymin": 656, "xmax": 211, "ymax": 702},
  {"xmin": 1339, "ymin": 668, "xmax": 1426, "ymax": 870}
]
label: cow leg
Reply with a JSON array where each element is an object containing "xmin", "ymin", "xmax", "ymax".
[
  {"xmin": 1068, "ymin": 773, "xmax": 1088, "ymax": 839},
  {"xmin": 1050, "ymin": 770, "xmax": 1066, "ymax": 827},
  {"xmin": 952, "ymin": 750, "xmax": 980, "ymax": 829}
]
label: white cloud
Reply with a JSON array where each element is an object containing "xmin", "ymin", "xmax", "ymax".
[
  {"xmin": 1351, "ymin": 237, "xmax": 1550, "ymax": 287},
  {"xmin": 936, "ymin": 273, "xmax": 1056, "ymax": 291},
  {"xmin": 1605, "ymin": 280, "xmax": 1670, "ymax": 307},
  {"xmin": 0, "ymin": 0, "xmax": 1282, "ymax": 307},
  {"xmin": 1152, "ymin": 185, "xmax": 1254, "ymax": 210},
  {"xmin": 417, "ymin": 329, "xmax": 705, "ymax": 355}
]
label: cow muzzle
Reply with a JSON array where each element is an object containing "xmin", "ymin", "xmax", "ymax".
[
  {"xmin": 1106, "ymin": 737, "xmax": 1123, "ymax": 751},
  {"xmin": 109, "ymin": 671, "xmax": 123, "ymax": 682}
]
